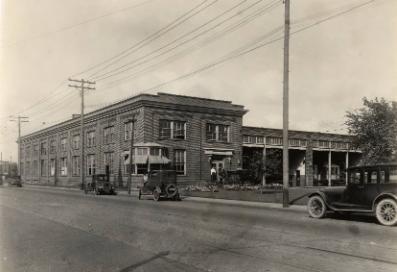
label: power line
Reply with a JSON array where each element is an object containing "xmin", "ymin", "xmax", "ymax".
[
  {"xmin": 74, "ymin": 0, "xmax": 217, "ymax": 78},
  {"xmin": 1, "ymin": 0, "xmax": 157, "ymax": 47},
  {"xmin": 98, "ymin": 0, "xmax": 282, "ymax": 87},
  {"xmin": 138, "ymin": 0, "xmax": 378, "ymax": 93},
  {"xmin": 91, "ymin": 0, "xmax": 262, "ymax": 81}
]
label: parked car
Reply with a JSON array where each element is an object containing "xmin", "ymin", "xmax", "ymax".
[
  {"xmin": 86, "ymin": 174, "xmax": 116, "ymax": 195},
  {"xmin": 307, "ymin": 163, "xmax": 397, "ymax": 226},
  {"xmin": 138, "ymin": 170, "xmax": 180, "ymax": 201}
]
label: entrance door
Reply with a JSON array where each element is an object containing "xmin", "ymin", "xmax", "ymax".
[{"xmin": 212, "ymin": 161, "xmax": 224, "ymax": 182}]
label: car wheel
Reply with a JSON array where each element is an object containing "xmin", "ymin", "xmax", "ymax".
[
  {"xmin": 165, "ymin": 184, "xmax": 178, "ymax": 198},
  {"xmin": 307, "ymin": 195, "xmax": 327, "ymax": 219},
  {"xmin": 375, "ymin": 199, "xmax": 397, "ymax": 226},
  {"xmin": 153, "ymin": 190, "xmax": 160, "ymax": 201}
]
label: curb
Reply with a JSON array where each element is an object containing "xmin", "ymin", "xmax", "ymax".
[{"xmin": 15, "ymin": 184, "xmax": 306, "ymax": 212}]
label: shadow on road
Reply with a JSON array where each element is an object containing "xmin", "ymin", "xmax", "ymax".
[{"xmin": 119, "ymin": 251, "xmax": 170, "ymax": 272}]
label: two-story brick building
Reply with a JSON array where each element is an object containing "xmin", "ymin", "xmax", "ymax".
[
  {"xmin": 19, "ymin": 93, "xmax": 247, "ymax": 187},
  {"xmin": 19, "ymin": 92, "xmax": 360, "ymax": 188}
]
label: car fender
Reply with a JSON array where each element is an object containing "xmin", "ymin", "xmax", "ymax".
[
  {"xmin": 308, "ymin": 191, "xmax": 331, "ymax": 207},
  {"xmin": 372, "ymin": 193, "xmax": 397, "ymax": 211}
]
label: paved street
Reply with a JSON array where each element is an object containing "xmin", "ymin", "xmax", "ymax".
[{"xmin": 1, "ymin": 186, "xmax": 397, "ymax": 272}]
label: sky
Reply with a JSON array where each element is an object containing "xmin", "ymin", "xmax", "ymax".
[{"xmin": 0, "ymin": 0, "xmax": 396, "ymax": 161}]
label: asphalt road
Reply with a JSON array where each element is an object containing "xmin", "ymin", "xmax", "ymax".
[{"xmin": 1, "ymin": 186, "xmax": 397, "ymax": 272}]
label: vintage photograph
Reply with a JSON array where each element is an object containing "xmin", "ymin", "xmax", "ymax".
[{"xmin": 0, "ymin": 0, "xmax": 396, "ymax": 271}]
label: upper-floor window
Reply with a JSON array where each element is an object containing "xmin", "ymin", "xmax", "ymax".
[
  {"xmin": 33, "ymin": 145, "xmax": 39, "ymax": 156},
  {"xmin": 103, "ymin": 126, "xmax": 114, "ymax": 144},
  {"xmin": 72, "ymin": 135, "xmax": 80, "ymax": 149},
  {"xmin": 206, "ymin": 123, "xmax": 230, "ymax": 142},
  {"xmin": 40, "ymin": 142, "xmax": 47, "ymax": 155},
  {"xmin": 318, "ymin": 140, "xmax": 329, "ymax": 148},
  {"xmin": 60, "ymin": 138, "xmax": 67, "ymax": 151},
  {"xmin": 124, "ymin": 122, "xmax": 134, "ymax": 141},
  {"xmin": 50, "ymin": 140, "xmax": 56, "ymax": 154},
  {"xmin": 159, "ymin": 120, "xmax": 186, "ymax": 140},
  {"xmin": 87, "ymin": 131, "xmax": 96, "ymax": 147}
]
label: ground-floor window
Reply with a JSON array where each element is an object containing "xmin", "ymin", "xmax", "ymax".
[
  {"xmin": 41, "ymin": 159, "xmax": 47, "ymax": 176},
  {"xmin": 20, "ymin": 162, "xmax": 24, "ymax": 176},
  {"xmin": 174, "ymin": 149, "xmax": 186, "ymax": 175},
  {"xmin": 123, "ymin": 151, "xmax": 135, "ymax": 174},
  {"xmin": 104, "ymin": 152, "xmax": 114, "ymax": 174},
  {"xmin": 60, "ymin": 157, "xmax": 67, "ymax": 176},
  {"xmin": 33, "ymin": 160, "xmax": 38, "ymax": 176},
  {"xmin": 50, "ymin": 159, "xmax": 55, "ymax": 176},
  {"xmin": 26, "ymin": 162, "xmax": 30, "ymax": 176},
  {"xmin": 87, "ymin": 154, "xmax": 96, "ymax": 176},
  {"xmin": 72, "ymin": 156, "xmax": 80, "ymax": 176}
]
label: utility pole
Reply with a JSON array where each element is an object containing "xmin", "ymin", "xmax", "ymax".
[
  {"xmin": 282, "ymin": 0, "xmax": 290, "ymax": 208},
  {"xmin": 128, "ymin": 119, "xmax": 135, "ymax": 195},
  {"xmin": 9, "ymin": 115, "xmax": 29, "ymax": 178},
  {"xmin": 68, "ymin": 78, "xmax": 95, "ymax": 193}
]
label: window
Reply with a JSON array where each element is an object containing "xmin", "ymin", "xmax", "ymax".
[
  {"xmin": 50, "ymin": 140, "xmax": 56, "ymax": 153},
  {"xmin": 40, "ymin": 160, "xmax": 47, "ymax": 176},
  {"xmin": 389, "ymin": 169, "xmax": 397, "ymax": 184},
  {"xmin": 173, "ymin": 121, "xmax": 186, "ymax": 139},
  {"xmin": 60, "ymin": 138, "xmax": 67, "ymax": 151},
  {"xmin": 87, "ymin": 154, "xmax": 96, "ymax": 175},
  {"xmin": 72, "ymin": 156, "xmax": 80, "ymax": 176},
  {"xmin": 40, "ymin": 142, "xmax": 47, "ymax": 155},
  {"xmin": 174, "ymin": 150, "xmax": 186, "ymax": 175},
  {"xmin": 104, "ymin": 152, "xmax": 114, "ymax": 174},
  {"xmin": 60, "ymin": 157, "xmax": 67, "ymax": 176},
  {"xmin": 289, "ymin": 139, "xmax": 300, "ymax": 147},
  {"xmin": 103, "ymin": 126, "xmax": 114, "ymax": 144},
  {"xmin": 33, "ymin": 145, "xmax": 39, "ymax": 156},
  {"xmin": 206, "ymin": 123, "xmax": 230, "ymax": 142},
  {"xmin": 256, "ymin": 136, "xmax": 264, "ymax": 144},
  {"xmin": 20, "ymin": 162, "xmax": 24, "ymax": 176},
  {"xmin": 26, "ymin": 162, "xmax": 30, "ymax": 176},
  {"xmin": 137, "ymin": 148, "xmax": 148, "ymax": 156},
  {"xmin": 72, "ymin": 135, "xmax": 80, "ymax": 149},
  {"xmin": 266, "ymin": 137, "xmax": 283, "ymax": 145},
  {"xmin": 318, "ymin": 140, "xmax": 329, "ymax": 148},
  {"xmin": 50, "ymin": 159, "xmax": 55, "ymax": 176},
  {"xmin": 150, "ymin": 148, "xmax": 160, "ymax": 156},
  {"xmin": 206, "ymin": 124, "xmax": 217, "ymax": 141},
  {"xmin": 123, "ymin": 151, "xmax": 135, "ymax": 174},
  {"xmin": 243, "ymin": 136, "xmax": 250, "ymax": 143},
  {"xmin": 124, "ymin": 122, "xmax": 134, "ymax": 140},
  {"xmin": 87, "ymin": 131, "xmax": 96, "ymax": 147},
  {"xmin": 159, "ymin": 120, "xmax": 186, "ymax": 140},
  {"xmin": 159, "ymin": 120, "xmax": 171, "ymax": 138},
  {"xmin": 33, "ymin": 160, "xmax": 38, "ymax": 176},
  {"xmin": 218, "ymin": 125, "xmax": 229, "ymax": 142}
]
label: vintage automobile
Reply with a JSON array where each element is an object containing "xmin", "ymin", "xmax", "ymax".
[
  {"xmin": 86, "ymin": 174, "xmax": 116, "ymax": 195},
  {"xmin": 307, "ymin": 163, "xmax": 397, "ymax": 226},
  {"xmin": 138, "ymin": 169, "xmax": 181, "ymax": 201}
]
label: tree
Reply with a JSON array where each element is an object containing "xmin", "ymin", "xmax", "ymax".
[{"xmin": 345, "ymin": 97, "xmax": 397, "ymax": 165}]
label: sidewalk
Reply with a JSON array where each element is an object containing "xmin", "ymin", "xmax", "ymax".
[{"xmin": 16, "ymin": 184, "xmax": 307, "ymax": 213}]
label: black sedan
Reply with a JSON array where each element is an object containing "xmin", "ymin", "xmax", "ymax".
[{"xmin": 307, "ymin": 163, "xmax": 397, "ymax": 226}]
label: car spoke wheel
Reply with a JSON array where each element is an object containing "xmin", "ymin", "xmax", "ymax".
[
  {"xmin": 307, "ymin": 196, "xmax": 327, "ymax": 219},
  {"xmin": 376, "ymin": 199, "xmax": 397, "ymax": 226},
  {"xmin": 165, "ymin": 184, "xmax": 178, "ymax": 198}
]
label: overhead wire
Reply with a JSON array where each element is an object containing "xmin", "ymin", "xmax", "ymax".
[
  {"xmin": 99, "ymin": 0, "xmax": 283, "ymax": 88},
  {"xmin": 76, "ymin": 0, "xmax": 217, "ymax": 78},
  {"xmin": 137, "ymin": 0, "xmax": 378, "ymax": 93},
  {"xmin": 1, "ymin": 0, "xmax": 157, "ymax": 47},
  {"xmin": 91, "ymin": 0, "xmax": 259, "ymax": 81}
]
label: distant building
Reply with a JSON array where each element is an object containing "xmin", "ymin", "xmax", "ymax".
[{"xmin": 19, "ymin": 92, "xmax": 360, "ymax": 188}]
